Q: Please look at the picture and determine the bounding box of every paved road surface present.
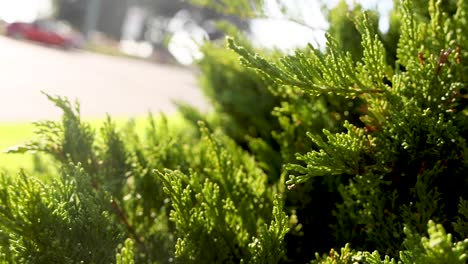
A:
[0,36,209,122]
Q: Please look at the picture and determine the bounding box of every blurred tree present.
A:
[140,0,248,41]
[55,0,248,54]
[55,0,86,31]
[98,0,127,39]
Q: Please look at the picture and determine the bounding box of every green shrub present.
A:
[228,0,468,259]
[196,41,281,148]
[156,123,287,263]
[2,94,288,263]
[1,0,468,263]
[0,165,124,263]
[312,221,468,264]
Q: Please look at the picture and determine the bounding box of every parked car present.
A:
[6,19,84,49]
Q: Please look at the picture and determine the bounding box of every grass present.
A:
[0,122,37,173]
[0,113,190,174]
[85,43,132,59]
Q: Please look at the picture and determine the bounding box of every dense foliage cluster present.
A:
[1,0,468,263]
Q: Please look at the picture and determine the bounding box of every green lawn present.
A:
[0,122,36,173]
[0,114,189,174]
[0,118,140,173]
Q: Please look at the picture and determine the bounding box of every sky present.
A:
[250,0,394,50]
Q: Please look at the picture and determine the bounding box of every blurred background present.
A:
[0,0,392,121]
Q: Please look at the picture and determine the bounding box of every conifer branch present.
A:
[110,199,146,251]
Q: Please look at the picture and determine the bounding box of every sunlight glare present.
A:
[0,0,52,23]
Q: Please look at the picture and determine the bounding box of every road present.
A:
[0,36,209,122]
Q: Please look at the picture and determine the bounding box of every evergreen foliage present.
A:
[196,42,281,148]
[0,165,123,263]
[454,198,468,238]
[226,0,468,259]
[312,221,468,264]
[1,0,468,263]
[156,122,287,263]
[116,239,135,264]
[2,94,287,262]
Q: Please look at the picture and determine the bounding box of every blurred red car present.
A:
[6,19,84,49]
